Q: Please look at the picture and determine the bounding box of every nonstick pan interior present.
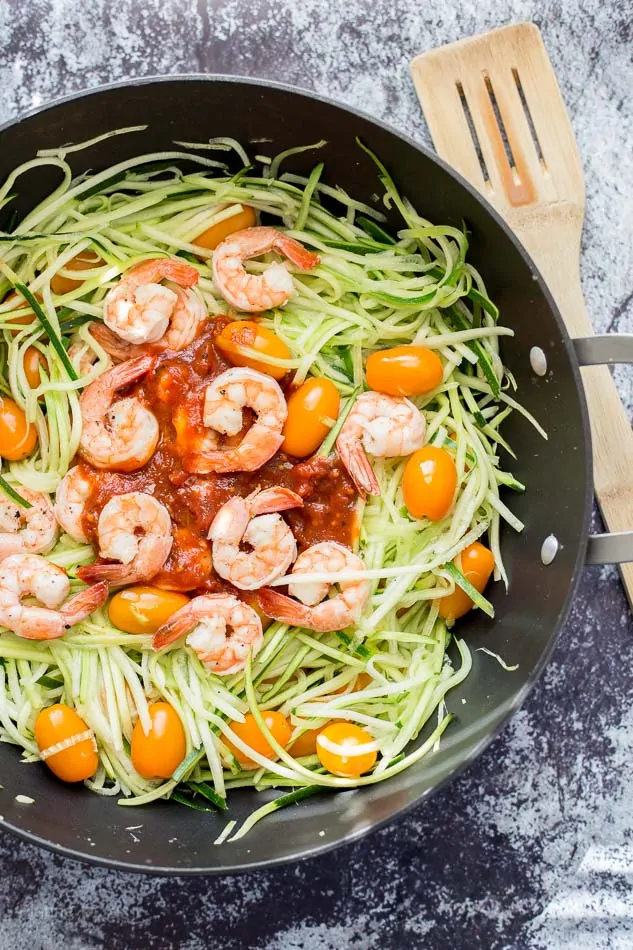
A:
[0,77,591,872]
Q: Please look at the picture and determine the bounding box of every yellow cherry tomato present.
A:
[3,291,40,338]
[225,711,292,767]
[193,205,257,252]
[354,671,373,691]
[282,377,341,458]
[216,320,291,380]
[438,542,495,622]
[35,703,98,783]
[23,346,48,390]
[366,346,443,396]
[108,585,190,635]
[9,314,37,337]
[403,446,457,522]
[50,251,105,295]
[316,722,377,777]
[131,702,186,779]
[0,396,37,461]
[289,728,322,758]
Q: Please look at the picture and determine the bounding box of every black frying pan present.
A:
[0,76,624,874]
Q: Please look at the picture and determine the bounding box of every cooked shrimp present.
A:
[68,327,111,376]
[54,465,92,543]
[0,488,58,559]
[92,286,207,359]
[77,492,172,586]
[185,367,287,474]
[153,593,263,675]
[209,486,303,590]
[103,258,200,345]
[336,391,426,496]
[259,541,370,633]
[212,226,319,312]
[0,553,108,640]
[79,354,159,471]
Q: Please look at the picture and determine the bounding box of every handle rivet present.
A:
[530,346,548,377]
[541,534,559,565]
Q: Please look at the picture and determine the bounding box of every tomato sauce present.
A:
[80,320,358,593]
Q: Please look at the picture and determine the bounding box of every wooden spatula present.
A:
[411,22,633,604]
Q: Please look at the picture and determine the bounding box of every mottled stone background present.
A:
[0,1,632,948]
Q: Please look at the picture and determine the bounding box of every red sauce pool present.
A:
[80,320,358,593]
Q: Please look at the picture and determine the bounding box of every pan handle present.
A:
[573,335,633,565]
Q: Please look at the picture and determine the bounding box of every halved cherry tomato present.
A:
[366,346,443,396]
[131,702,186,779]
[316,722,377,777]
[192,205,257,252]
[403,446,457,522]
[0,396,37,461]
[225,711,292,767]
[216,320,291,380]
[108,586,190,635]
[35,703,98,783]
[50,251,105,295]
[438,541,495,622]
[23,347,48,389]
[282,377,340,458]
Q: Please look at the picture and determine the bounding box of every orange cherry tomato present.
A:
[131,702,186,779]
[438,541,496,622]
[0,396,37,461]
[403,446,457,522]
[35,703,98,783]
[9,314,37,337]
[289,727,322,758]
[282,377,340,458]
[23,346,48,389]
[332,671,373,695]
[50,251,105,295]
[108,586,190,634]
[316,722,377,777]
[216,320,291,380]
[355,671,373,691]
[225,711,292,767]
[366,346,443,396]
[193,205,257,253]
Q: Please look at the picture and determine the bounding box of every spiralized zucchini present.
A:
[0,130,542,839]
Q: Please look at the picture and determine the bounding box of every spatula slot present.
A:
[455,80,490,184]
[512,68,546,166]
[483,71,518,175]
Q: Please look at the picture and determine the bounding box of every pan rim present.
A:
[0,73,593,874]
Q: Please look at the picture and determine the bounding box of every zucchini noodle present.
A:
[0,132,542,839]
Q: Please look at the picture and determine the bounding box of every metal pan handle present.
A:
[573,335,633,565]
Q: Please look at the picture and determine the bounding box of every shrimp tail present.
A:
[185,435,284,474]
[77,562,137,585]
[248,487,303,515]
[60,581,109,626]
[153,608,193,651]
[160,260,200,288]
[258,588,312,626]
[89,321,139,362]
[336,439,380,497]
[110,353,157,387]
[274,234,320,271]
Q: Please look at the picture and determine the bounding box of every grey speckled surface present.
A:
[0,1,633,948]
